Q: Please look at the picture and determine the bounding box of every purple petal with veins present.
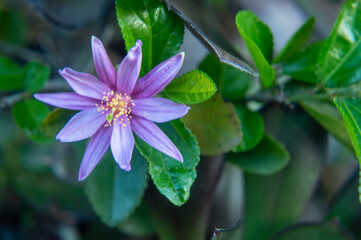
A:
[35,37,188,181]
[78,126,112,181]
[132,52,184,99]
[59,67,112,100]
[92,36,116,87]
[56,107,106,142]
[116,40,142,95]
[111,123,134,171]
[131,116,183,162]
[34,93,98,110]
[132,98,190,123]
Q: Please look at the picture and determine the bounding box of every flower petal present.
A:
[56,107,106,142]
[132,98,190,123]
[116,40,142,95]
[92,36,116,87]
[132,52,184,99]
[59,67,112,100]
[131,117,183,162]
[34,93,98,110]
[110,122,134,171]
[78,126,112,181]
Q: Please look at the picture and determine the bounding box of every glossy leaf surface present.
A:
[318,0,361,87]
[134,120,200,206]
[161,70,216,104]
[283,41,324,84]
[334,98,361,162]
[116,0,184,76]
[236,10,275,88]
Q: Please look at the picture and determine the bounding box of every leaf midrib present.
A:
[323,34,361,83]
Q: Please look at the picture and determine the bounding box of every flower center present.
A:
[96,91,134,127]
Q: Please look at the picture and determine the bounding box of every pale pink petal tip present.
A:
[119,164,131,171]
[135,39,142,47]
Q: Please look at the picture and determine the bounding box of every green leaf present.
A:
[84,149,148,227]
[283,41,324,84]
[272,221,352,240]
[116,0,184,76]
[334,98,361,162]
[232,104,264,152]
[12,99,51,142]
[0,55,24,91]
[134,119,200,206]
[235,10,275,88]
[317,0,361,87]
[334,98,361,203]
[198,53,251,101]
[243,108,324,240]
[274,17,315,63]
[182,94,242,155]
[40,108,75,139]
[300,99,352,149]
[228,134,290,175]
[23,62,50,92]
[161,70,216,104]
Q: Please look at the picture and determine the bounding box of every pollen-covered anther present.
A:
[96,91,134,127]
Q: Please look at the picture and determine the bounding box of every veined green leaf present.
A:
[318,0,361,87]
[334,98,361,202]
[228,134,290,175]
[283,41,324,84]
[116,0,184,76]
[274,17,315,63]
[13,99,51,142]
[161,70,216,104]
[300,99,352,149]
[334,98,361,162]
[235,10,275,88]
[182,94,242,155]
[134,120,200,206]
[232,104,264,152]
[84,149,148,227]
[198,53,251,101]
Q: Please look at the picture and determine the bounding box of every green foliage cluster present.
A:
[2,0,361,239]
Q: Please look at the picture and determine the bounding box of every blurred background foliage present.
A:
[1,0,361,239]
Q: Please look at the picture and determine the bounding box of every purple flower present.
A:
[35,36,189,181]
